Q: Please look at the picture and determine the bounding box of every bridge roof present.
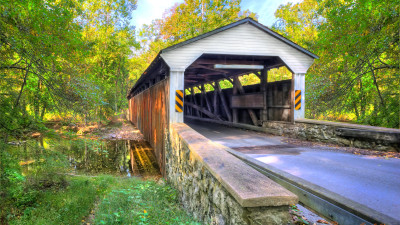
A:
[128,17,318,98]
[161,17,318,58]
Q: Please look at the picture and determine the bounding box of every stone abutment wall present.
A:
[263,119,400,152]
[166,123,298,225]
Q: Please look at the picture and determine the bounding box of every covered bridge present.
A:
[126,17,319,224]
[127,17,318,174]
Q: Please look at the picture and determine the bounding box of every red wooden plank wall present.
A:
[128,79,169,175]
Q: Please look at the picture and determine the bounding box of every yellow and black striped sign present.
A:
[175,90,184,112]
[295,90,301,110]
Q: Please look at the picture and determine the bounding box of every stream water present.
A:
[12,137,161,178]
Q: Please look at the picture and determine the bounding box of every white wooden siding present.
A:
[169,70,184,123]
[161,23,314,74]
[294,73,305,119]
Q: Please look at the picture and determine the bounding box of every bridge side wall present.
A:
[264,119,400,151]
[166,123,298,225]
[129,79,169,174]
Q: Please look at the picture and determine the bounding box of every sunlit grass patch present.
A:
[94,180,200,225]
[9,175,199,225]
[10,175,105,225]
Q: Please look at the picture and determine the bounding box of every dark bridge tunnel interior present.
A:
[183,53,294,126]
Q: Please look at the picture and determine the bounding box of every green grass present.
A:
[10,175,199,225]
[95,181,199,225]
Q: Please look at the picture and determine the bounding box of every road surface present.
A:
[186,119,400,222]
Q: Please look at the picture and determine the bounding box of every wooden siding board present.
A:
[231,93,264,109]
[128,79,169,175]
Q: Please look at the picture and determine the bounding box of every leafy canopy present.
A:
[273,0,399,128]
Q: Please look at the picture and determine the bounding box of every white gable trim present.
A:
[161,23,314,74]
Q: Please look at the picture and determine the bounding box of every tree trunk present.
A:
[40,101,47,120]
[34,79,41,119]
[115,61,120,113]
[15,64,31,108]
[360,78,366,118]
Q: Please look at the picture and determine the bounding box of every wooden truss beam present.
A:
[215,81,232,122]
[185,102,222,121]
[233,76,259,126]
[190,87,201,117]
[200,84,213,114]
[260,68,269,122]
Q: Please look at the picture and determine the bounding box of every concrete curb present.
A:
[185,116,281,135]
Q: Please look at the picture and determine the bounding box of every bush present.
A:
[0,142,37,221]
[24,147,69,190]
[0,140,69,222]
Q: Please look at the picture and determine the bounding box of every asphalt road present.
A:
[186,119,400,222]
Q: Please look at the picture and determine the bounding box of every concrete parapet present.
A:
[166,123,297,225]
[264,119,400,151]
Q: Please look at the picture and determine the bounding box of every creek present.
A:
[11,136,161,178]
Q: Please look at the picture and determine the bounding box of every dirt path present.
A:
[94,118,144,141]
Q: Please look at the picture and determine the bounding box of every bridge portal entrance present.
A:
[183,53,294,126]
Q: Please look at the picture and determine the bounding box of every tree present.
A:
[0,0,86,138]
[155,0,256,43]
[273,0,320,50]
[317,0,399,128]
[78,0,138,116]
[0,0,139,139]
[132,0,257,89]
[273,0,399,128]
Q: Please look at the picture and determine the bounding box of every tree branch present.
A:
[14,63,31,108]
[368,61,386,108]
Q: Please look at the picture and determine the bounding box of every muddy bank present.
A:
[44,117,144,141]
[94,119,144,141]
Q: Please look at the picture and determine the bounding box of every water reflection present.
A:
[15,137,161,178]
[129,141,160,178]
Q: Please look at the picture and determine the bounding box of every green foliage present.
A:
[0,0,84,138]
[0,140,69,222]
[153,0,256,44]
[273,0,399,128]
[0,0,139,139]
[0,144,33,212]
[273,0,320,51]
[23,144,69,190]
[7,174,199,225]
[10,176,105,225]
[95,181,200,225]
[238,74,260,86]
[268,67,292,83]
[2,123,191,225]
[131,0,257,88]
[219,79,233,89]
[78,0,139,116]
